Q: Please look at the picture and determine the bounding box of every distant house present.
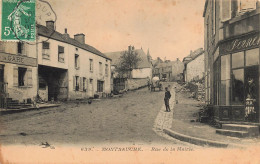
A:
[105,46,152,79]
[183,48,205,82]
[153,59,184,82]
[105,46,152,92]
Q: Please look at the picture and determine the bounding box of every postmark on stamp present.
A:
[1,0,36,41]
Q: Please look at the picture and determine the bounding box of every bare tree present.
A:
[116,48,141,78]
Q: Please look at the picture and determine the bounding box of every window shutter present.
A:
[220,0,231,22]
[73,76,76,91]
[240,0,256,12]
[85,78,88,91]
[27,68,33,87]
[80,77,83,91]
[13,67,18,86]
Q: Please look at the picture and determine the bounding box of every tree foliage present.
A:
[116,50,142,78]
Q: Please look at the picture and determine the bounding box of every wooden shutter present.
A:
[27,68,33,87]
[73,76,76,91]
[220,0,231,22]
[85,78,88,92]
[13,67,18,87]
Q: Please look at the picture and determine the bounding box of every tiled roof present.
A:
[37,24,111,60]
[105,49,151,69]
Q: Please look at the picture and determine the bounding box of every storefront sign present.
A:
[0,53,37,67]
[220,32,260,54]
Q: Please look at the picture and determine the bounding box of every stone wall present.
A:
[126,78,147,90]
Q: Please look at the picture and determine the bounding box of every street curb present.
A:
[0,104,60,115]
[163,128,229,148]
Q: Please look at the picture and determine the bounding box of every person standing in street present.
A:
[164,87,171,112]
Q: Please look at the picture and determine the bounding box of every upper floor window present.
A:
[17,42,24,54]
[75,54,79,69]
[99,62,102,75]
[42,41,50,60]
[90,59,93,72]
[58,46,64,63]
[105,64,108,76]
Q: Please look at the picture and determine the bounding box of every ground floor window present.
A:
[74,76,79,91]
[83,77,87,91]
[97,80,104,92]
[18,67,27,86]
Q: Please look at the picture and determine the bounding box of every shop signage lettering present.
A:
[221,33,260,54]
[0,53,37,67]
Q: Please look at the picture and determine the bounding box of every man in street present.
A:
[164,87,171,112]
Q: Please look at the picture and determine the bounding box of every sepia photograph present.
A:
[0,0,260,163]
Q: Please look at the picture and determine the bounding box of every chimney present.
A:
[128,45,132,52]
[63,28,70,39]
[46,20,55,30]
[74,33,85,44]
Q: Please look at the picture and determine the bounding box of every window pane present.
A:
[231,69,244,105]
[246,48,259,66]
[221,54,230,80]
[232,51,244,68]
[220,80,230,105]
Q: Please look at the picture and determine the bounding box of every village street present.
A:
[0,83,190,147]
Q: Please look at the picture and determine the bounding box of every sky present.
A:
[40,0,205,61]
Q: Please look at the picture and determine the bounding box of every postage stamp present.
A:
[1,0,36,41]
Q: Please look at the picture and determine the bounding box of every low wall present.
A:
[126,78,147,90]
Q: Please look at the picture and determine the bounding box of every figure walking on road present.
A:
[164,87,171,112]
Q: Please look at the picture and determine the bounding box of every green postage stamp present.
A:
[1,0,35,41]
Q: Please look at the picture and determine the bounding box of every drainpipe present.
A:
[36,26,39,99]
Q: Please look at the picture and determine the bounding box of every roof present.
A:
[154,60,183,69]
[104,49,151,69]
[37,24,111,60]
[186,50,205,64]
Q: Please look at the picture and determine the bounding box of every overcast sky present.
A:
[45,0,205,61]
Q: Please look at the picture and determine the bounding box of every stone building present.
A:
[153,59,184,82]
[204,0,260,124]
[183,48,205,82]
[0,21,111,106]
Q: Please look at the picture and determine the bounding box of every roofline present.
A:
[186,51,205,64]
[203,0,208,17]
[37,26,111,61]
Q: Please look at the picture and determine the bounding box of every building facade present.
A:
[185,49,205,82]
[204,0,260,123]
[153,59,184,82]
[0,21,111,105]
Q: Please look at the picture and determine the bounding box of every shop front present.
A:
[213,32,260,124]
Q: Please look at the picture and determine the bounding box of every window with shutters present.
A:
[220,0,231,22]
[105,64,108,76]
[58,46,65,63]
[75,54,79,69]
[42,41,50,60]
[74,76,79,91]
[99,62,102,75]
[90,59,93,72]
[97,80,104,92]
[18,67,27,86]
[83,77,87,91]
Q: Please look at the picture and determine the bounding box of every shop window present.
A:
[18,67,27,86]
[97,80,104,92]
[58,46,64,63]
[232,51,244,68]
[17,42,24,54]
[90,59,93,72]
[231,69,244,105]
[75,54,79,69]
[42,41,50,59]
[246,48,259,66]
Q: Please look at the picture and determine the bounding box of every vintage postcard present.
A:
[0,0,260,163]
